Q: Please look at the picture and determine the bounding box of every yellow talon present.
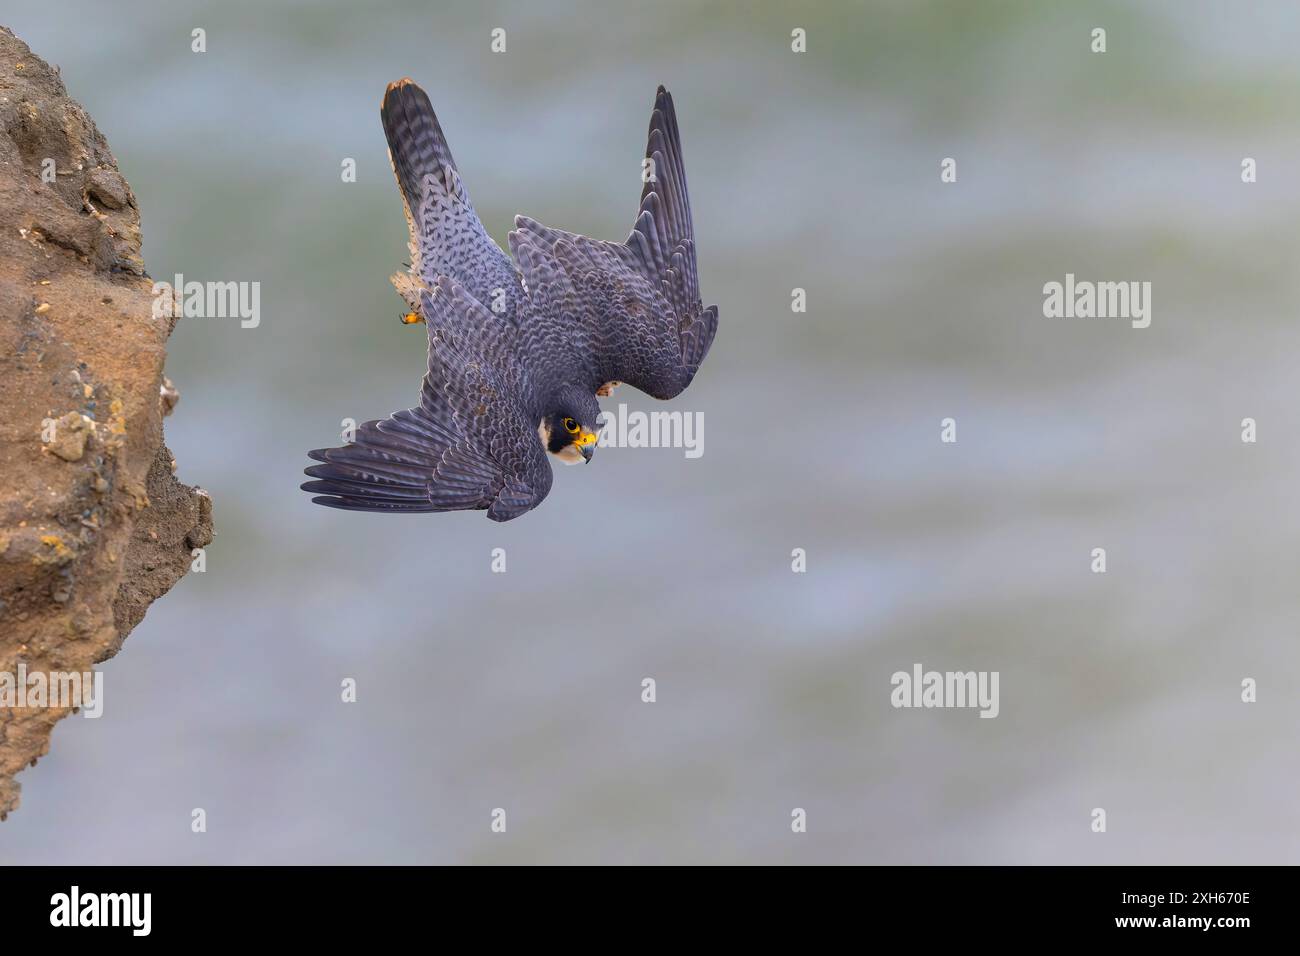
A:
[400,311,424,325]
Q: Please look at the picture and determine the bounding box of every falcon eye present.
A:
[563,418,579,434]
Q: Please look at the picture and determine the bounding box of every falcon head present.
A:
[538,387,601,465]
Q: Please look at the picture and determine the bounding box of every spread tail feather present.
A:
[381,78,465,224]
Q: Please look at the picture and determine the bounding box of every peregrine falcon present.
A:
[301,79,718,521]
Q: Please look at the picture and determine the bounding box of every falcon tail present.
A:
[379,78,523,319]
[381,78,460,231]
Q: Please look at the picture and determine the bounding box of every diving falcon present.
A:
[301,79,718,521]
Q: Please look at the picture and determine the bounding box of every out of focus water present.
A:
[2,0,1298,863]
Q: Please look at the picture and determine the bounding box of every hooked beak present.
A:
[575,429,597,463]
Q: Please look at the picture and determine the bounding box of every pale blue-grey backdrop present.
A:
[2,0,1297,863]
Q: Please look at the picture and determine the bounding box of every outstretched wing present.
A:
[303,277,551,522]
[381,79,523,319]
[508,86,718,400]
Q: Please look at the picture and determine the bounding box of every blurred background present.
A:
[2,0,1298,864]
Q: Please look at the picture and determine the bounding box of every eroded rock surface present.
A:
[0,25,211,819]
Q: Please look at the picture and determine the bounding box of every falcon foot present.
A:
[596,381,619,397]
[400,311,424,326]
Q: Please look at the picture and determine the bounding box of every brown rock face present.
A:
[0,26,212,819]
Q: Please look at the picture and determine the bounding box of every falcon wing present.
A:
[508,86,718,400]
[381,79,523,319]
[303,277,551,522]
